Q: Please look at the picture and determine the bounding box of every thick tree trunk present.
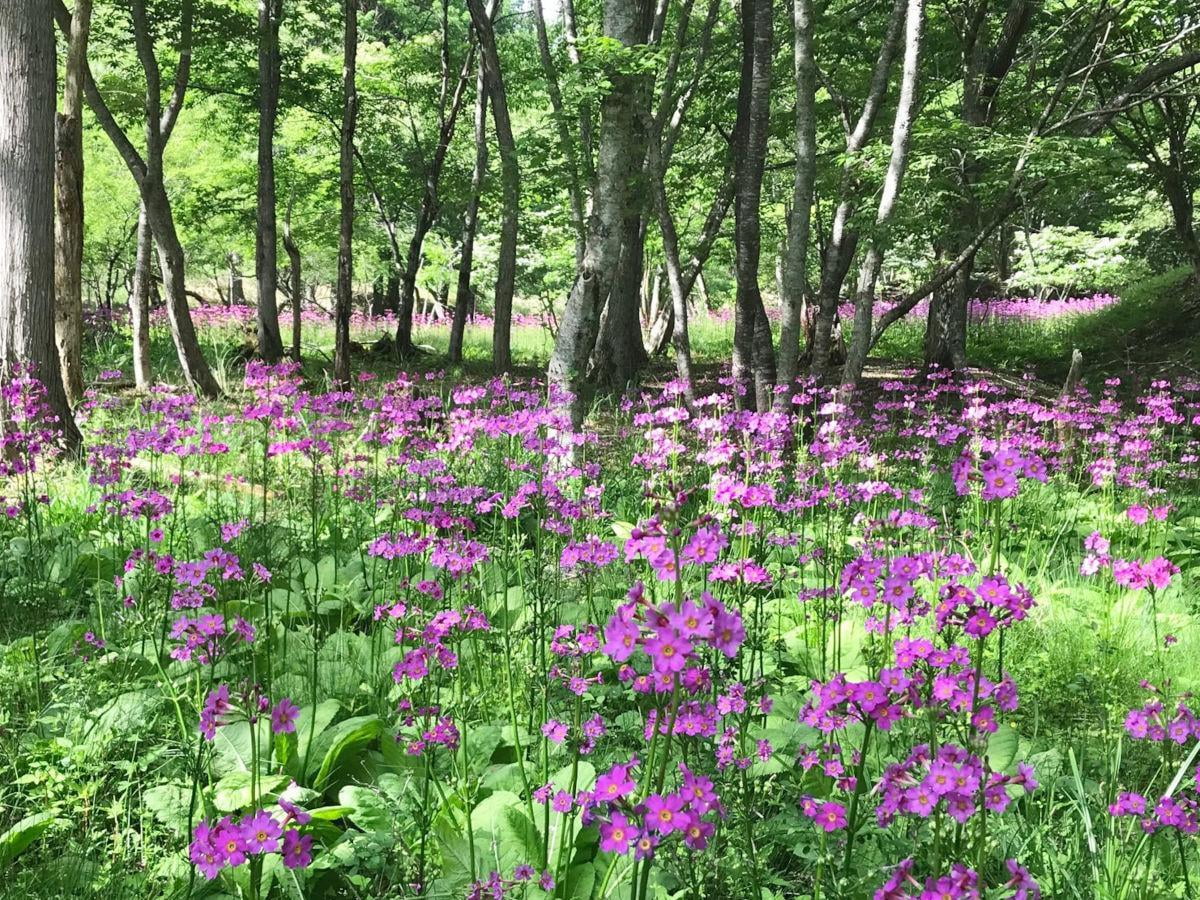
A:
[0,0,81,450]
[54,0,91,407]
[773,0,816,409]
[731,0,775,412]
[1161,165,1200,281]
[548,0,652,428]
[923,263,970,370]
[592,214,650,389]
[130,204,154,387]
[333,0,357,387]
[255,0,285,362]
[450,57,488,365]
[842,0,925,387]
[921,0,1033,371]
[466,0,519,374]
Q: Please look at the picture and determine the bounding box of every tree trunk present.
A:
[648,139,696,406]
[450,56,488,365]
[143,175,221,396]
[731,0,775,412]
[130,203,154,387]
[395,33,477,356]
[227,253,246,306]
[466,0,519,374]
[592,214,650,389]
[255,0,285,362]
[54,0,91,407]
[548,0,652,428]
[809,0,907,379]
[842,0,925,387]
[333,0,357,387]
[281,184,302,362]
[923,264,970,370]
[1161,164,1200,281]
[773,0,816,409]
[0,0,81,450]
[531,0,586,262]
[56,0,219,397]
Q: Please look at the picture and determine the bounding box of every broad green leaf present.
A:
[0,812,56,868]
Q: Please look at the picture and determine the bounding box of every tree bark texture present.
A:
[130,203,154,388]
[1,0,81,450]
[773,0,817,409]
[450,56,489,365]
[547,0,653,428]
[54,0,92,407]
[466,0,519,374]
[842,0,925,386]
[334,0,357,388]
[256,0,285,362]
[731,0,775,412]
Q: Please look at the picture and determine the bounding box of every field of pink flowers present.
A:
[1,360,1199,899]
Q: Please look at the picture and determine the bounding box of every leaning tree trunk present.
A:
[143,174,222,397]
[773,0,816,410]
[255,0,285,362]
[731,0,775,412]
[547,0,653,429]
[466,0,519,374]
[55,0,219,398]
[842,0,925,387]
[333,0,357,387]
[130,203,154,387]
[808,0,906,379]
[450,56,488,365]
[0,0,81,450]
[54,0,92,407]
[395,36,476,357]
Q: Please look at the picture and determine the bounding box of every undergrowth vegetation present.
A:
[3,340,1200,899]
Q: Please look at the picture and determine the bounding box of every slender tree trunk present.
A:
[0,0,81,450]
[561,0,595,191]
[333,0,357,387]
[55,0,218,397]
[255,0,285,362]
[731,0,775,412]
[466,0,519,374]
[54,0,92,407]
[773,0,816,409]
[809,0,907,378]
[842,0,925,386]
[648,139,696,406]
[143,173,221,396]
[282,189,302,362]
[227,253,246,306]
[130,204,153,387]
[531,0,586,262]
[548,0,652,428]
[450,57,488,365]
[395,29,477,356]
